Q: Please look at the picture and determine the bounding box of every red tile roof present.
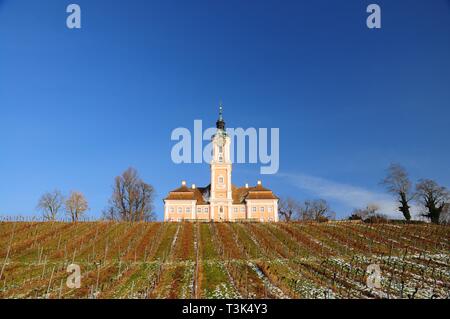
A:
[165,183,278,203]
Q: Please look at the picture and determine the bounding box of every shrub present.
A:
[364,214,388,224]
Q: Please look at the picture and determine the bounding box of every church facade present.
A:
[164,106,279,222]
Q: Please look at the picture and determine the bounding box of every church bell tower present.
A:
[209,103,233,221]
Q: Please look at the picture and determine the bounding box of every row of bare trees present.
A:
[278,198,335,222]
[37,190,89,222]
[278,163,448,225]
[381,163,449,224]
[36,164,447,224]
[37,167,156,222]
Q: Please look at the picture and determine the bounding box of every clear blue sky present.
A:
[1,0,449,220]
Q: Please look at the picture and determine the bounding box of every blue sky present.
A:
[1,0,449,220]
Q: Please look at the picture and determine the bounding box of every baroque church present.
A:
[164,106,279,222]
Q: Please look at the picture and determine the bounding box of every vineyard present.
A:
[0,221,449,299]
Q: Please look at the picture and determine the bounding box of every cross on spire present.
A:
[219,101,223,121]
[216,101,225,130]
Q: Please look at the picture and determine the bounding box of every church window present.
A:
[252,206,256,212]
[177,207,182,213]
[234,207,238,213]
[186,207,191,213]
[260,207,265,212]
[218,176,224,184]
[268,206,273,212]
[170,207,174,213]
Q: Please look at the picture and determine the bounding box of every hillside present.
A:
[0,221,449,299]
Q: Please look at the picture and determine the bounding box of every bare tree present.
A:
[278,197,301,222]
[103,167,156,222]
[381,163,413,221]
[37,190,64,221]
[415,179,449,224]
[366,203,381,216]
[65,191,89,222]
[299,199,334,221]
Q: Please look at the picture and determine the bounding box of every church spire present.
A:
[216,101,225,130]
